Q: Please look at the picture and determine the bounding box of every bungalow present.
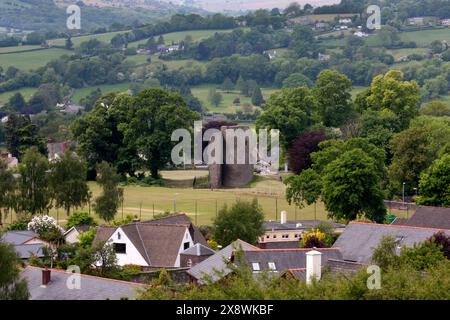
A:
[1,230,48,259]
[258,211,345,249]
[332,221,450,264]
[21,266,142,300]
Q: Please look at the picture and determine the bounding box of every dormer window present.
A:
[252,263,260,272]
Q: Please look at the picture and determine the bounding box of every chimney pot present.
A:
[42,268,51,286]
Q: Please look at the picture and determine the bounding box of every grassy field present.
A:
[133,29,236,47]
[0,87,37,106]
[398,28,450,47]
[191,85,279,113]
[72,83,132,103]
[48,30,128,47]
[0,45,41,54]
[385,48,429,61]
[0,48,72,70]
[2,170,412,227]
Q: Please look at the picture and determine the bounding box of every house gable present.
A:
[107,227,149,267]
[174,228,194,267]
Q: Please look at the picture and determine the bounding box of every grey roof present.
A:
[21,266,142,300]
[2,230,39,245]
[64,225,93,236]
[121,223,188,267]
[264,220,346,231]
[392,206,450,229]
[284,268,306,281]
[15,244,46,259]
[187,239,259,284]
[93,226,117,246]
[180,243,215,256]
[143,213,209,246]
[332,222,450,264]
[237,248,342,273]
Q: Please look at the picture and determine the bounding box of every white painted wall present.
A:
[107,228,149,267]
[174,228,194,267]
[64,228,80,244]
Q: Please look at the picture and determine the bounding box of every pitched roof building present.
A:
[2,231,48,259]
[332,221,450,264]
[391,206,450,229]
[21,266,143,300]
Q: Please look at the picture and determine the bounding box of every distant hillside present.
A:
[0,0,205,32]
[176,0,340,13]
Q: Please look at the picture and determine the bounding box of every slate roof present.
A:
[180,243,215,256]
[332,221,450,264]
[121,223,188,267]
[93,226,117,246]
[283,268,306,281]
[392,206,450,229]
[143,213,208,246]
[64,225,93,236]
[21,266,143,300]
[187,239,260,284]
[236,248,343,273]
[264,220,346,231]
[1,231,46,259]
[2,230,38,245]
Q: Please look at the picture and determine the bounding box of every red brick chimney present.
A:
[42,268,51,286]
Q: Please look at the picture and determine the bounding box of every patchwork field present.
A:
[0,45,40,54]
[72,82,132,103]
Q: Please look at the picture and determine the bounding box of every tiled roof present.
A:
[121,223,188,267]
[21,266,143,300]
[93,226,117,246]
[2,231,38,245]
[237,248,342,273]
[392,206,450,229]
[332,221,450,264]
[181,243,215,256]
[187,239,259,284]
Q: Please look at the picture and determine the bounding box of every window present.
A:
[252,263,260,271]
[273,235,277,239]
[117,232,121,240]
[268,262,276,271]
[282,234,289,239]
[184,242,190,250]
[113,243,126,254]
[266,235,270,239]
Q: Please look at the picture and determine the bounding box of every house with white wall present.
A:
[94,221,199,269]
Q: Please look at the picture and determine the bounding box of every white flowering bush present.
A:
[28,215,64,237]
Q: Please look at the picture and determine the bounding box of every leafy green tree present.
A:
[355,70,420,129]
[388,117,450,195]
[322,149,386,222]
[221,78,234,92]
[0,159,15,226]
[5,113,46,160]
[420,100,450,117]
[313,69,353,127]
[282,73,313,89]
[66,212,96,230]
[6,93,26,113]
[256,87,316,150]
[72,93,138,178]
[0,239,29,300]
[16,147,52,216]
[120,89,199,178]
[92,241,119,276]
[78,227,97,249]
[208,88,223,107]
[212,199,264,247]
[236,76,248,95]
[251,86,264,106]
[49,151,90,216]
[285,169,322,209]
[94,161,123,222]
[65,36,73,50]
[417,154,450,207]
